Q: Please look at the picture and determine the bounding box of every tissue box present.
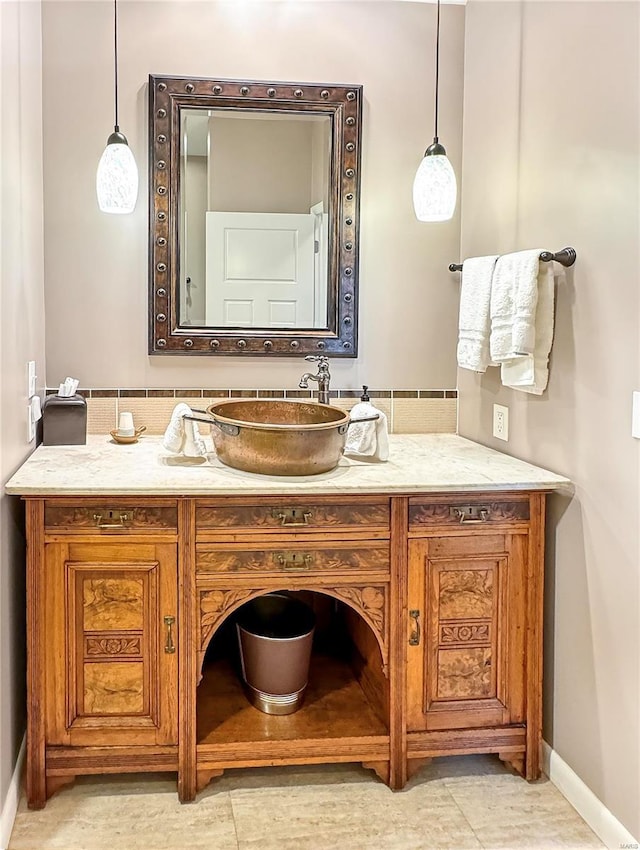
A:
[42,394,87,446]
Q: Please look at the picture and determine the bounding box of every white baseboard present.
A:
[542,740,639,850]
[0,735,25,850]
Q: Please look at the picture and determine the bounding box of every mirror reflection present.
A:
[179,109,332,330]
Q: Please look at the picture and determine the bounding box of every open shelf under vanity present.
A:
[195,595,390,777]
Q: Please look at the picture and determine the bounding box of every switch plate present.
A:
[27,361,36,397]
[633,392,640,439]
[493,404,509,441]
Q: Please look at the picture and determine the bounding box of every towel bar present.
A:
[448,247,576,273]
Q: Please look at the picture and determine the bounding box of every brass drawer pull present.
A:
[274,552,314,570]
[272,508,313,527]
[409,610,421,646]
[92,510,133,529]
[451,506,490,524]
[164,616,176,654]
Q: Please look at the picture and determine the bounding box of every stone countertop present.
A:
[5,434,570,496]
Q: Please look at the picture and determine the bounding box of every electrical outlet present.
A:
[27,402,36,443]
[493,404,509,441]
[27,395,41,444]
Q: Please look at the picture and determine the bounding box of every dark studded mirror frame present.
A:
[148,75,363,356]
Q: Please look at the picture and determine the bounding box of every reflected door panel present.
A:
[205,212,316,328]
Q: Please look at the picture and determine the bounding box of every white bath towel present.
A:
[162,403,208,457]
[500,262,557,394]
[456,254,500,372]
[344,401,389,462]
[490,249,543,362]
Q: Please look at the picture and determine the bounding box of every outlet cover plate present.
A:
[27,402,35,443]
[493,404,509,441]
[633,392,640,439]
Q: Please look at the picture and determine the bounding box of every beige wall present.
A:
[209,116,318,214]
[458,1,639,838]
[0,0,46,838]
[41,0,464,390]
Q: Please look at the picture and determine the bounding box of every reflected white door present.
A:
[205,212,316,327]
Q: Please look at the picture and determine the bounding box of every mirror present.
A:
[149,76,363,356]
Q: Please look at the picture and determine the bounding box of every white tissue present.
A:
[57,377,79,397]
[344,400,389,462]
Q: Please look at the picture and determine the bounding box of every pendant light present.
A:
[96,0,138,214]
[412,0,457,222]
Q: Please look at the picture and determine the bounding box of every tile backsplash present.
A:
[49,388,458,436]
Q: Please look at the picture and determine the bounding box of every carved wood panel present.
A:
[45,541,178,747]
[428,558,501,709]
[85,633,143,658]
[330,585,387,640]
[196,545,390,575]
[45,505,177,531]
[435,648,492,700]
[200,588,256,649]
[83,662,145,714]
[197,583,389,680]
[83,579,144,631]
[438,571,494,620]
[196,501,390,533]
[70,565,156,725]
[440,621,490,646]
[409,500,529,529]
[407,533,528,734]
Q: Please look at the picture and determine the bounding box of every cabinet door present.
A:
[45,541,178,747]
[407,533,527,732]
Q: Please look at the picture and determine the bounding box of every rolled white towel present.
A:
[162,403,208,457]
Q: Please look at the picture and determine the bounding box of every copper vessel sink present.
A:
[204,399,352,476]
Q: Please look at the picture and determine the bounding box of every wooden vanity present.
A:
[6,435,568,808]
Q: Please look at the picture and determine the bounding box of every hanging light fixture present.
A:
[412,0,457,222]
[96,0,138,214]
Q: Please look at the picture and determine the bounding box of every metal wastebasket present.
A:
[236,593,316,716]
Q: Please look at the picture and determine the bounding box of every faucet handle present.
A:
[304,355,329,364]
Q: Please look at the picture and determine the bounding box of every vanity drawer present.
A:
[195,498,390,536]
[409,495,530,530]
[44,501,178,533]
[196,541,390,577]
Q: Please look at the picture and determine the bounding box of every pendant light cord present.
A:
[113,0,119,132]
[434,0,440,141]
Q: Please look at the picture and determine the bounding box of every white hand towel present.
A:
[501,262,556,394]
[344,401,389,462]
[490,249,542,362]
[162,403,208,457]
[456,254,499,372]
[183,417,208,458]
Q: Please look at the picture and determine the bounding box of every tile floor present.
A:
[9,756,604,850]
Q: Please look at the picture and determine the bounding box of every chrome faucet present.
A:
[298,355,331,405]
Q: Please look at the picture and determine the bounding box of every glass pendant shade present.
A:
[413,0,457,223]
[96,131,138,214]
[412,148,457,222]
